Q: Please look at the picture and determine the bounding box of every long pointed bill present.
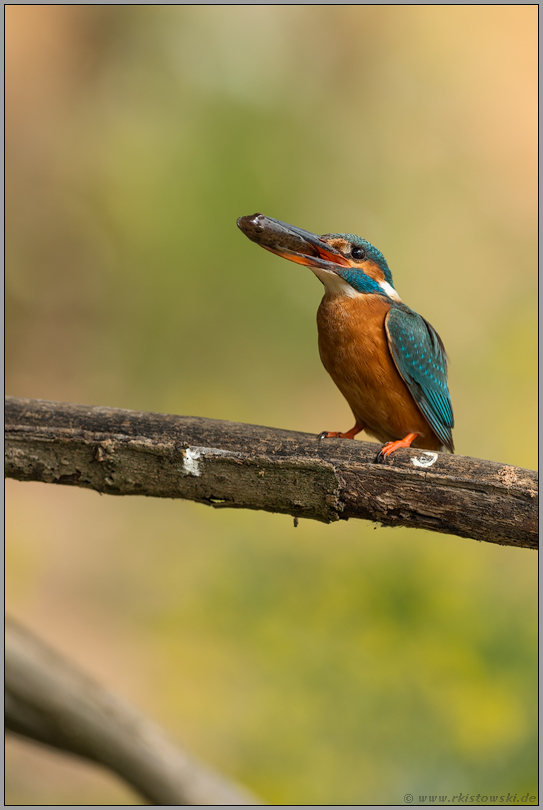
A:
[237,214,351,271]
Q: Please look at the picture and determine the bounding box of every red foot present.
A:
[318,422,364,441]
[377,432,419,460]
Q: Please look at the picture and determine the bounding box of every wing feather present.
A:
[385,305,454,452]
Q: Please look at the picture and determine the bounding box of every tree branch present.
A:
[5,396,537,549]
[5,618,263,806]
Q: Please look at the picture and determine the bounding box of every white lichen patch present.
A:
[182,447,202,476]
[411,452,438,468]
[179,446,239,477]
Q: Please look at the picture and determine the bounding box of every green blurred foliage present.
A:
[6,6,537,805]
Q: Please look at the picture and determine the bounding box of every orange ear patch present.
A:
[360,259,385,283]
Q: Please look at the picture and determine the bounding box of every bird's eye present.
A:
[351,246,366,260]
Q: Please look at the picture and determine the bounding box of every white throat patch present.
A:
[311,267,360,298]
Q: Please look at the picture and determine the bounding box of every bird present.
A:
[237,214,454,459]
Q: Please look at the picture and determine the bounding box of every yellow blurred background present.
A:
[6,6,537,805]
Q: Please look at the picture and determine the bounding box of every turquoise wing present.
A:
[385,305,454,452]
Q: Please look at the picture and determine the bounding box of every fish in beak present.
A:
[237,214,352,273]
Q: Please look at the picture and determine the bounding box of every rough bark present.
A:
[5,618,263,806]
[5,396,538,549]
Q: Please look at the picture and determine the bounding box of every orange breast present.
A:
[317,293,442,450]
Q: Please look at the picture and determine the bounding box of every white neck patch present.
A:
[378,280,402,301]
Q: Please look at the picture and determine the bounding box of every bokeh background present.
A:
[5,5,537,805]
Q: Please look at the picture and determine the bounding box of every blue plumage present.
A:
[385,305,454,452]
[339,267,386,296]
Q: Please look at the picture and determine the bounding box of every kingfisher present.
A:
[237,214,454,459]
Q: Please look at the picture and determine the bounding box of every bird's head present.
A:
[237,214,400,301]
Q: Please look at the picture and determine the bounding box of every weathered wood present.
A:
[5,396,538,549]
[5,618,262,806]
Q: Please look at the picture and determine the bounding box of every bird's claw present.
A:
[318,431,338,440]
[376,441,396,461]
[376,445,393,463]
[375,433,419,463]
[318,425,363,441]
